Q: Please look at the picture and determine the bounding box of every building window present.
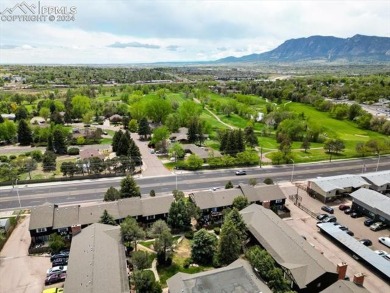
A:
[36,228,47,233]
[275,199,283,204]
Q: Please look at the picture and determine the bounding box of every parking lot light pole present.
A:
[290,159,295,182]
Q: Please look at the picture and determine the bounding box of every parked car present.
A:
[378,237,390,248]
[45,273,66,285]
[364,218,375,227]
[338,225,349,231]
[235,170,247,175]
[322,215,337,223]
[374,250,388,257]
[359,239,372,246]
[383,255,390,262]
[346,230,354,236]
[50,253,69,262]
[350,211,362,218]
[344,208,353,215]
[339,204,350,211]
[316,214,329,221]
[52,258,68,267]
[47,266,67,276]
[321,205,334,214]
[370,222,387,231]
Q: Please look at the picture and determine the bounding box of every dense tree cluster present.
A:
[219,129,245,156]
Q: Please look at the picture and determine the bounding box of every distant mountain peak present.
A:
[216,34,390,64]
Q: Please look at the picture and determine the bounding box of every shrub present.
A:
[184,231,194,240]
[9,155,16,160]
[213,227,220,235]
[0,155,9,163]
[24,152,31,156]
[263,177,274,185]
[150,189,156,197]
[30,150,43,162]
[67,147,80,155]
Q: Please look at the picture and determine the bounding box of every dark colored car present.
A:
[350,211,363,218]
[344,208,352,214]
[338,225,349,231]
[360,239,372,246]
[322,215,337,223]
[45,272,66,285]
[316,214,329,221]
[364,218,375,227]
[346,230,354,236]
[52,258,68,267]
[339,204,350,211]
[321,205,334,214]
[50,253,69,262]
[235,170,247,175]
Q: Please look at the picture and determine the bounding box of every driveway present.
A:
[0,215,50,293]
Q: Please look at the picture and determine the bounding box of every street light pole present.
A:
[15,178,21,209]
[376,154,381,172]
[290,159,295,182]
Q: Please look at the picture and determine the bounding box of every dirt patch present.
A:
[173,238,191,264]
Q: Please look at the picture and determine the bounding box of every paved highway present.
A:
[0,156,389,210]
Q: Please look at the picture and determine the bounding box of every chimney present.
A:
[71,224,81,236]
[337,262,347,280]
[262,201,271,209]
[353,273,365,286]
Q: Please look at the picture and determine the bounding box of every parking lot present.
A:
[281,182,389,293]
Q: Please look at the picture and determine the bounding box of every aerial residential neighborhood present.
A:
[1,1,390,293]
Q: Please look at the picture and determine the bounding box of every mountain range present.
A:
[217,34,390,63]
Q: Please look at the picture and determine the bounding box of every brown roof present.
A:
[64,223,129,293]
[79,149,105,160]
[239,184,286,202]
[167,258,272,293]
[79,201,120,226]
[320,280,371,293]
[170,127,188,141]
[240,204,337,289]
[29,202,54,230]
[184,144,221,159]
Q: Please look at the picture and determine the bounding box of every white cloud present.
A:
[0,0,389,63]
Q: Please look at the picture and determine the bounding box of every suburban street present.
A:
[0,156,389,210]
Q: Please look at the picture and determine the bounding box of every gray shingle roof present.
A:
[117,197,142,218]
[167,258,272,293]
[350,188,390,217]
[141,194,174,216]
[64,223,129,293]
[79,201,120,226]
[320,280,370,293]
[53,205,79,229]
[29,202,54,230]
[191,189,244,210]
[184,144,221,159]
[240,204,337,289]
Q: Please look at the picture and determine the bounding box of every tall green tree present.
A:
[244,126,258,147]
[217,219,242,265]
[112,130,123,153]
[120,175,141,198]
[133,270,162,293]
[167,198,192,232]
[191,229,217,265]
[71,95,91,118]
[0,120,16,142]
[99,209,117,226]
[17,119,32,146]
[53,129,67,154]
[104,186,121,201]
[120,216,145,251]
[116,131,130,156]
[42,151,57,171]
[138,117,151,140]
[151,126,170,152]
[48,233,65,254]
[232,196,249,211]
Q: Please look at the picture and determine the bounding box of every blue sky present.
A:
[0,0,389,64]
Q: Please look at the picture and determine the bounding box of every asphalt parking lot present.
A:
[281,182,389,293]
